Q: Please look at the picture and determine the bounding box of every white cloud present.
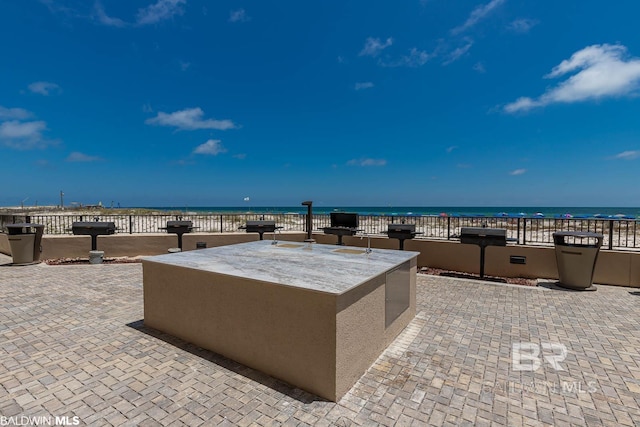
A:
[233,153,247,159]
[93,2,126,27]
[510,168,526,175]
[41,0,76,16]
[0,120,54,149]
[505,44,640,113]
[0,105,56,149]
[504,97,541,113]
[142,103,153,113]
[612,150,640,160]
[0,120,46,139]
[443,40,474,65]
[179,60,191,71]
[0,106,32,120]
[28,81,61,96]
[66,152,102,162]
[507,18,538,33]
[451,0,506,35]
[229,9,250,23]
[403,48,432,67]
[381,47,433,68]
[94,0,185,27]
[136,0,186,25]
[473,62,486,73]
[347,158,387,167]
[354,82,374,90]
[446,146,458,153]
[145,108,237,130]
[359,37,393,57]
[194,139,227,155]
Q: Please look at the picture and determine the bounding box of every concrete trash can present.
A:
[5,223,44,265]
[553,231,603,291]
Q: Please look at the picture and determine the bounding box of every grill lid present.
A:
[244,220,277,232]
[166,220,193,228]
[460,227,506,238]
[388,224,416,232]
[459,227,507,246]
[246,220,276,227]
[330,212,359,228]
[71,221,116,235]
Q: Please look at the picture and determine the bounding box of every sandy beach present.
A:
[1,206,638,249]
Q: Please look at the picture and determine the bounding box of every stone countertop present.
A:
[143,240,418,295]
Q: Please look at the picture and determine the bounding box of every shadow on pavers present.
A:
[537,281,582,291]
[440,271,507,283]
[537,281,600,292]
[126,320,326,404]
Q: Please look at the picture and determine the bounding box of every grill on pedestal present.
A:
[71,221,116,251]
[159,220,194,250]
[239,220,282,240]
[322,213,360,245]
[459,227,507,278]
[387,224,422,250]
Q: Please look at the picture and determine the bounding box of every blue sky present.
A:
[2,0,640,207]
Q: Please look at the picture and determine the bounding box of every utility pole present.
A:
[60,191,64,209]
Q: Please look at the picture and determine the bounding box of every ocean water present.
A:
[139,206,640,219]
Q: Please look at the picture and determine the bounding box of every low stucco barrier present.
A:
[2,232,638,287]
[0,233,10,255]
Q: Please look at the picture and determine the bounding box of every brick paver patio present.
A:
[1,259,639,426]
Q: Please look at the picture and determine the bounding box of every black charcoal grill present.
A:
[72,221,116,251]
[159,220,195,250]
[322,212,360,245]
[239,220,282,240]
[459,227,507,278]
[387,224,423,250]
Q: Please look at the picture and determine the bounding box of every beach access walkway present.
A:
[1,257,639,426]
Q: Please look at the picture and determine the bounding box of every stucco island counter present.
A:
[142,240,418,401]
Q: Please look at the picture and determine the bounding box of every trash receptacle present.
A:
[553,231,603,291]
[5,223,44,265]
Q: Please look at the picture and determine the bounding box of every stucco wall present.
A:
[337,235,639,287]
[8,232,305,259]
[334,258,417,399]
[143,261,338,400]
[2,231,638,287]
[0,233,9,255]
[143,253,416,401]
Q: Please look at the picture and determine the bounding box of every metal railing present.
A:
[1,213,638,251]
